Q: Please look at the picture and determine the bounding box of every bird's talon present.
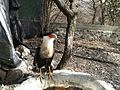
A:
[48,72,52,79]
[47,66,54,80]
[36,69,44,83]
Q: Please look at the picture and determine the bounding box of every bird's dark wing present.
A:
[33,47,45,68]
[33,46,55,70]
[44,51,54,68]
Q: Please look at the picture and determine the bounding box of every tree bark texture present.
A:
[56,15,77,69]
[99,0,105,25]
[53,0,78,69]
[91,0,97,24]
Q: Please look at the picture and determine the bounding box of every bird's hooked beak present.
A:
[53,33,57,39]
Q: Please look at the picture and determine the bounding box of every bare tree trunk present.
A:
[52,0,78,69]
[99,0,105,25]
[91,0,97,24]
[57,15,77,69]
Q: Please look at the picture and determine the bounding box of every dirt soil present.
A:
[24,33,120,90]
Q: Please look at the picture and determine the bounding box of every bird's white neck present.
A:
[43,36,54,47]
[40,36,55,58]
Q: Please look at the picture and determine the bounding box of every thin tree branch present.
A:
[52,0,74,16]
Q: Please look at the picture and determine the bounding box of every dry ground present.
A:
[24,33,120,90]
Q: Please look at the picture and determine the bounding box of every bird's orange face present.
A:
[48,33,57,39]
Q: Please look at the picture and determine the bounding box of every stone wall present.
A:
[53,23,120,45]
[21,20,120,45]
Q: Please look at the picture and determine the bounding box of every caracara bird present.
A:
[33,33,57,79]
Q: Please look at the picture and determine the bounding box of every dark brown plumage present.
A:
[33,46,54,71]
[33,33,57,74]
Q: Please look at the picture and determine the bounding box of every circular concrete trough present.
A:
[2,70,115,90]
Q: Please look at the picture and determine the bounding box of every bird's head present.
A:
[43,33,57,41]
[47,33,57,39]
[42,33,57,46]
